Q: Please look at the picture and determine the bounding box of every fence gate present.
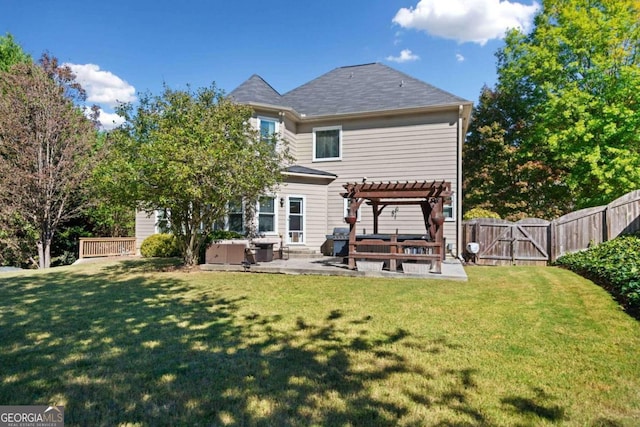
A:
[465,219,550,266]
[462,190,640,264]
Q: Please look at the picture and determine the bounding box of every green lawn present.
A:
[1,260,639,426]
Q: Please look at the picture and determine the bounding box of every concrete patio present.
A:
[200,256,468,281]
[72,254,467,281]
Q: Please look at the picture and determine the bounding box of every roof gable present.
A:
[228,74,283,106]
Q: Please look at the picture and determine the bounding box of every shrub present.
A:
[208,230,244,241]
[140,234,179,258]
[555,233,640,318]
[463,208,501,220]
[51,224,92,267]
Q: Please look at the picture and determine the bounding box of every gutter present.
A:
[281,171,337,182]
[241,101,473,124]
[456,104,465,258]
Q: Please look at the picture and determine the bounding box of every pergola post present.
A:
[347,197,364,270]
[420,202,433,239]
[428,197,445,273]
[372,202,386,235]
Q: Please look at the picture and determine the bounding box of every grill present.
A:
[326,227,350,257]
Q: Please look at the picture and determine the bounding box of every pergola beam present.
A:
[342,180,451,198]
[366,199,451,206]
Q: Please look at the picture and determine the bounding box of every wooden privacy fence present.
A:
[462,218,550,266]
[463,190,640,265]
[79,237,136,259]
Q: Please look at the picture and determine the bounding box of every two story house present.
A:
[136,63,472,259]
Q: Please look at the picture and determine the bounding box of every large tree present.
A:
[0,59,98,268]
[465,0,640,216]
[464,86,567,220]
[103,84,291,266]
[0,34,34,266]
[0,33,31,71]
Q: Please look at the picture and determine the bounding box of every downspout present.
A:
[456,105,464,259]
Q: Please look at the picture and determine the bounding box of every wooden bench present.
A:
[350,236,443,273]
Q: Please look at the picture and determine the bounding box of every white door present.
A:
[287,197,304,244]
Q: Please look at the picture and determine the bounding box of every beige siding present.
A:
[135,210,156,254]
[293,110,459,247]
[134,107,461,256]
[282,116,298,159]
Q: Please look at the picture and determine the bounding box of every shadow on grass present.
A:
[500,387,566,423]
[102,257,185,274]
[0,260,555,425]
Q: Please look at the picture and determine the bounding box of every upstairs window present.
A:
[313,126,341,161]
[259,117,278,145]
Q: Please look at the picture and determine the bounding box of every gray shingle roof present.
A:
[284,165,337,177]
[228,74,283,106]
[229,63,469,118]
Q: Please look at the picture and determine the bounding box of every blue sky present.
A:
[1,0,540,129]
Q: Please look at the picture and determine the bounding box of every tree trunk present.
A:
[244,201,258,239]
[44,241,51,269]
[37,239,51,269]
[37,241,44,269]
[183,246,197,267]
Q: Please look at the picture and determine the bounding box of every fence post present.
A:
[510,224,515,265]
[549,220,556,262]
[604,205,611,242]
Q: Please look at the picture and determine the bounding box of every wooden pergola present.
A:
[341,180,452,273]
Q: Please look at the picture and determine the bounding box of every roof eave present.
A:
[282,171,337,181]
[460,102,473,135]
[238,100,473,132]
[239,101,302,121]
[297,101,473,123]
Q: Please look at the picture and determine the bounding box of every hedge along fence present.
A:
[463,190,640,265]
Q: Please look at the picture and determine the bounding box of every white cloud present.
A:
[81,106,125,131]
[393,0,540,45]
[66,63,136,108]
[386,49,420,63]
[456,53,465,62]
[96,109,125,131]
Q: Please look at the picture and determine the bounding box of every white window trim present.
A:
[343,198,361,222]
[257,195,278,236]
[312,125,342,162]
[444,192,456,222]
[257,116,280,144]
[154,209,170,234]
[286,195,306,245]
